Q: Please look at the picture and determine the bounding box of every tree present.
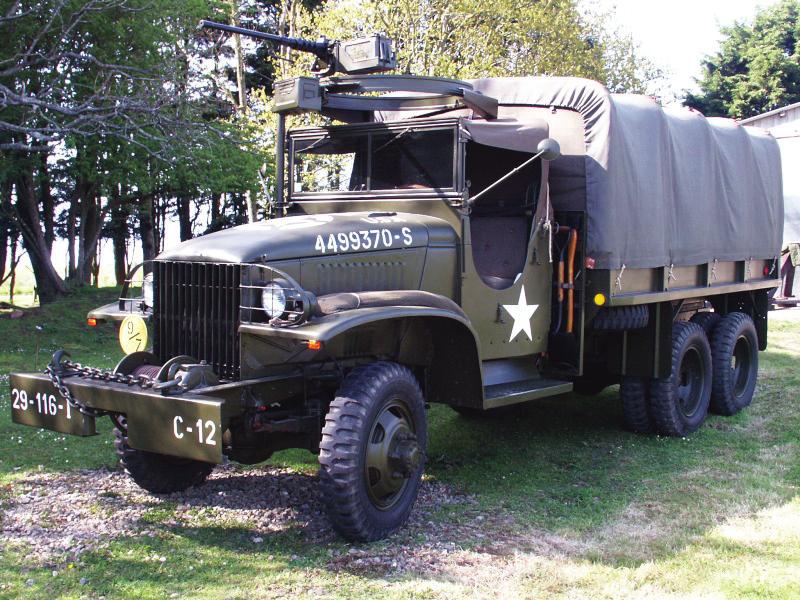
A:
[685,0,800,119]
[300,0,658,92]
[1,0,265,301]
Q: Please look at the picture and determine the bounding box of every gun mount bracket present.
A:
[272,75,498,120]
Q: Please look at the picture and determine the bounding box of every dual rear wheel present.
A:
[621,311,759,437]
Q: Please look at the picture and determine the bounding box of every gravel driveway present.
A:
[1,464,566,578]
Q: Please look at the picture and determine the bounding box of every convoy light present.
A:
[87,317,98,327]
[306,340,322,351]
[261,283,287,318]
[593,293,607,306]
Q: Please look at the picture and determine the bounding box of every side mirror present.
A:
[537,138,561,161]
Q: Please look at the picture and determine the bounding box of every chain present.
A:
[46,351,155,418]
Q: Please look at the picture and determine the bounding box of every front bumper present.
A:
[10,372,224,463]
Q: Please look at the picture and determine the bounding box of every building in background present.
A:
[742,105,800,304]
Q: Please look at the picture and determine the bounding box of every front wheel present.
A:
[318,362,427,542]
[114,424,214,494]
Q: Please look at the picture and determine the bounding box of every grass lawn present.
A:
[0,287,799,599]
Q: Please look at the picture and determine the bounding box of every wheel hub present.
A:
[364,400,418,509]
[389,434,420,477]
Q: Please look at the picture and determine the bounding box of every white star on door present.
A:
[502,287,539,342]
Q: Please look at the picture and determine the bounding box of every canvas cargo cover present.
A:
[463,77,784,269]
[380,77,783,270]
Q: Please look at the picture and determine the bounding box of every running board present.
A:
[483,378,573,410]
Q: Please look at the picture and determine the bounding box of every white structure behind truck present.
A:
[742,103,800,301]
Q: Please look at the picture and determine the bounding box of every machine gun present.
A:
[199,20,397,76]
[200,18,496,215]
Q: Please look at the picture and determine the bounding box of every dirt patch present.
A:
[1,464,583,579]
[0,466,476,561]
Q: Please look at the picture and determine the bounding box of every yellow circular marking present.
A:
[593,293,607,306]
[119,315,148,355]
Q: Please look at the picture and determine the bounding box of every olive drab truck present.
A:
[9,21,783,542]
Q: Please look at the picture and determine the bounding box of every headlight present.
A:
[142,273,154,307]
[261,283,287,318]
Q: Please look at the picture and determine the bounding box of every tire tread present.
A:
[114,428,214,494]
[649,321,712,437]
[710,312,758,415]
[318,361,426,542]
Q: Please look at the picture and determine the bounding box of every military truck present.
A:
[10,23,783,542]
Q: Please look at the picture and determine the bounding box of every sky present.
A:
[595,0,770,99]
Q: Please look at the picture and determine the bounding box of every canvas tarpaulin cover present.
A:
[446,77,784,270]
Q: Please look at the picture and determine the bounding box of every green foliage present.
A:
[300,0,658,92]
[685,0,800,118]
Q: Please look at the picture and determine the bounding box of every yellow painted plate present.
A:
[119,315,148,355]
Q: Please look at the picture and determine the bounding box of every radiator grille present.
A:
[153,261,241,380]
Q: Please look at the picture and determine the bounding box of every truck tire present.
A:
[620,376,654,433]
[114,426,214,494]
[319,361,427,542]
[690,311,722,336]
[709,312,759,416]
[649,322,712,437]
[591,306,649,331]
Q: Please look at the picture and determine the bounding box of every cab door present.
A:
[459,144,552,360]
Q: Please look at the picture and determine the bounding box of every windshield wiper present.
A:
[372,127,415,154]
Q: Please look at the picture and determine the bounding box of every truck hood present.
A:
[156,212,457,264]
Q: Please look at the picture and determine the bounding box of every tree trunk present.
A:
[156,195,165,252]
[245,189,258,223]
[139,194,156,273]
[177,194,192,241]
[230,0,247,112]
[91,243,101,287]
[13,171,67,304]
[39,153,55,252]
[209,192,222,232]
[8,238,17,304]
[66,196,77,280]
[77,184,100,285]
[0,180,11,284]
[110,186,129,285]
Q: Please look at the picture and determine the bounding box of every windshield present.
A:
[291,127,455,194]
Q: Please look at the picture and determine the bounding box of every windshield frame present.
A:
[287,118,463,201]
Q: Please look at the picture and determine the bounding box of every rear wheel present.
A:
[318,362,427,542]
[114,423,214,494]
[710,312,758,416]
[649,322,712,437]
[690,311,722,336]
[620,376,654,433]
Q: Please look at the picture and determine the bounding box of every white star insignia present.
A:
[502,287,539,342]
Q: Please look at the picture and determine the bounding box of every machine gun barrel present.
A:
[199,20,331,62]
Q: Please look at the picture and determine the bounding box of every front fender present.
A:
[240,305,484,407]
[241,305,474,343]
